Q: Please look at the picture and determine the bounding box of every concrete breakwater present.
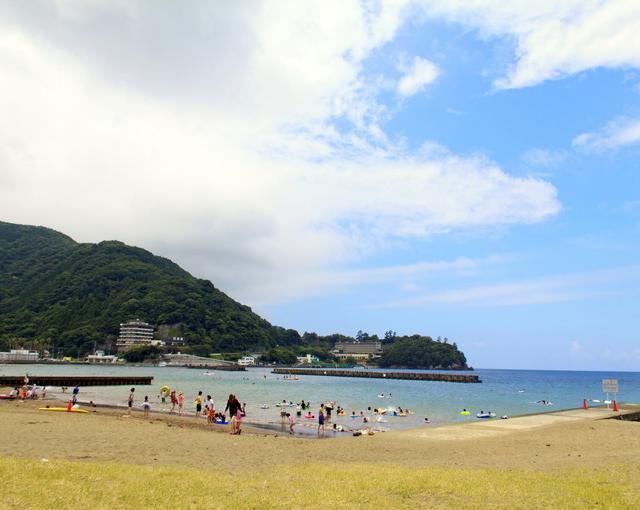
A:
[0,375,153,387]
[183,364,246,371]
[272,368,481,383]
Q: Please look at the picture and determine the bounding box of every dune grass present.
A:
[0,457,637,509]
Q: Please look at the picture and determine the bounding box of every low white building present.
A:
[296,354,320,365]
[0,349,39,362]
[86,350,119,364]
[238,355,256,366]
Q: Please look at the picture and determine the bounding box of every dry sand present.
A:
[1,398,639,473]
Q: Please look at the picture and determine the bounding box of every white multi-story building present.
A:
[0,349,39,362]
[116,319,155,350]
[238,355,256,366]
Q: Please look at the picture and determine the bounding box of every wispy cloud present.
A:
[573,118,640,152]
[249,254,509,305]
[445,107,466,116]
[522,148,566,168]
[375,265,640,308]
[397,56,440,97]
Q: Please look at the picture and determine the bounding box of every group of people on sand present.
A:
[7,383,46,400]
[126,387,246,435]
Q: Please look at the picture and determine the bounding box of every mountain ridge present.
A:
[0,220,469,370]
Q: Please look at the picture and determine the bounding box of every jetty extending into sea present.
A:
[272,368,481,383]
[0,375,153,387]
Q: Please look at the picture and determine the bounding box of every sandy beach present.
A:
[1,397,639,508]
[0,398,639,470]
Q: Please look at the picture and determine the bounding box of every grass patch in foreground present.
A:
[0,457,637,509]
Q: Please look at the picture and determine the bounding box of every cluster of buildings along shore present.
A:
[1,319,384,366]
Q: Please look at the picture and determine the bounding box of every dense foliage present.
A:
[0,221,278,355]
[121,345,162,363]
[259,344,335,365]
[378,335,468,369]
[0,221,470,369]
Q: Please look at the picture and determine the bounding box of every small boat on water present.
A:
[476,412,496,419]
[283,375,299,381]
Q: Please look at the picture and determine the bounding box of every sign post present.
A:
[601,379,619,409]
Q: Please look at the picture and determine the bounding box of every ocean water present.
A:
[2,364,639,430]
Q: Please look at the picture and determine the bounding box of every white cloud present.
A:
[0,1,560,306]
[417,0,640,89]
[573,117,640,152]
[397,56,440,97]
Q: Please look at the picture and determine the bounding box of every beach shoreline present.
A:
[3,383,638,439]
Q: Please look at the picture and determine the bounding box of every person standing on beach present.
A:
[178,392,185,416]
[142,396,151,418]
[72,386,79,405]
[128,387,135,416]
[234,405,243,435]
[194,391,203,418]
[205,395,215,423]
[169,390,177,414]
[225,394,241,434]
[317,407,325,436]
[287,412,295,435]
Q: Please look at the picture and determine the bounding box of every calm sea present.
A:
[2,364,639,430]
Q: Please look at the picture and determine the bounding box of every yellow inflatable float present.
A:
[160,385,170,397]
[40,407,89,414]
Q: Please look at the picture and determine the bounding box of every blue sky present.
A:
[1,2,639,370]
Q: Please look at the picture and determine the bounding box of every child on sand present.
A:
[142,396,151,418]
[206,395,215,420]
[234,407,243,435]
[178,392,185,416]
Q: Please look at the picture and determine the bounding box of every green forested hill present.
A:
[0,221,278,355]
[0,221,470,368]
